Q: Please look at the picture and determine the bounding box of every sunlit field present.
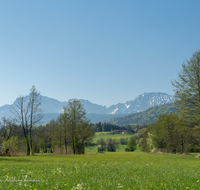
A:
[0,147,200,190]
[93,132,136,143]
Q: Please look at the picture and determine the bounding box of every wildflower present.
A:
[186,187,189,189]
[64,184,67,186]
[161,183,163,185]
[197,180,199,183]
[117,183,123,189]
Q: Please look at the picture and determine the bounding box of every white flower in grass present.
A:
[71,183,85,190]
[117,183,123,189]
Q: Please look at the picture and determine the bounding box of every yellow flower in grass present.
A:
[197,180,199,183]
[64,184,67,186]
[186,187,189,189]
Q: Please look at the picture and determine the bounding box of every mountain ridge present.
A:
[105,103,177,126]
[0,92,174,124]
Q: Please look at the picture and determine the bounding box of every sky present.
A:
[0,1,200,107]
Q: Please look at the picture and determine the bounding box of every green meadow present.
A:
[93,132,136,143]
[0,147,200,190]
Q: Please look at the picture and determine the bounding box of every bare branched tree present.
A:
[28,85,43,154]
[11,96,31,155]
[0,117,17,141]
[11,86,43,156]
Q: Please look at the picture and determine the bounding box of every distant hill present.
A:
[41,113,129,125]
[105,103,177,126]
[0,92,174,125]
[85,113,129,124]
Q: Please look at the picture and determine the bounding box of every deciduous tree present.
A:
[28,85,43,154]
[11,86,43,155]
[172,50,200,125]
[62,100,94,154]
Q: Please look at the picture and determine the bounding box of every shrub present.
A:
[2,136,19,156]
[146,132,157,153]
[127,138,137,151]
[51,141,60,153]
[120,138,128,145]
[96,138,106,152]
[190,145,200,153]
[37,140,46,153]
[106,138,119,152]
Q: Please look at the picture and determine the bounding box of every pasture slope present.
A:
[0,147,200,189]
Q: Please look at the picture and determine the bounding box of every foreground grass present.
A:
[0,150,200,189]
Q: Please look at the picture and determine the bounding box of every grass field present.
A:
[92,132,136,143]
[86,145,128,153]
[0,147,200,190]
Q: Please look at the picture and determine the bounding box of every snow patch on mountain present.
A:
[125,104,130,108]
[110,108,118,114]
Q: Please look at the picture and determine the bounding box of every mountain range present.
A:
[0,92,174,124]
[106,103,177,126]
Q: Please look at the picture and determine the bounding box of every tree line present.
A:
[0,87,95,156]
[92,122,150,133]
[136,113,200,154]
[93,122,128,132]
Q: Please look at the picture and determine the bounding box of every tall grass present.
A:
[0,149,200,189]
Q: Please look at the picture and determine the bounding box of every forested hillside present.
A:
[106,103,177,126]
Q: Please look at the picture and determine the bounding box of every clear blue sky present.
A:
[0,1,200,107]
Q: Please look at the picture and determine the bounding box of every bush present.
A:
[51,141,60,153]
[37,140,46,153]
[137,138,143,147]
[97,138,106,152]
[106,138,119,152]
[127,138,137,151]
[2,136,19,156]
[120,138,128,145]
[190,145,200,153]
